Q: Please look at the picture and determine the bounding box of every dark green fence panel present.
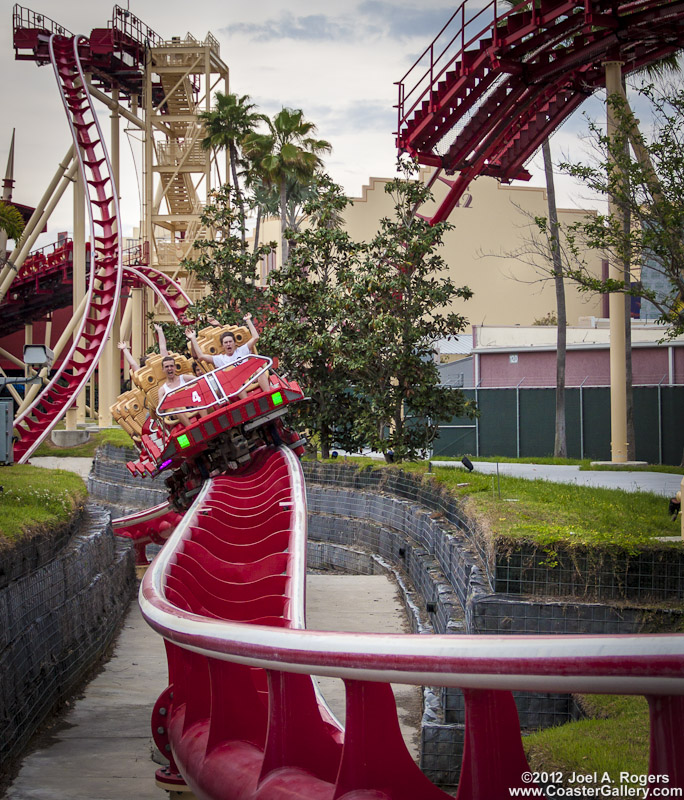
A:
[440,389,477,426]
[477,389,518,457]
[519,388,555,457]
[436,385,682,464]
[564,390,582,459]
[432,425,477,457]
[633,387,660,464]
[661,386,684,466]
[577,387,611,461]
[431,389,476,457]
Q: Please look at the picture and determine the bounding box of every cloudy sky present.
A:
[1,0,611,245]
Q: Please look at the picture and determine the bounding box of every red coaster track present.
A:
[136,445,684,800]
[396,0,684,224]
[0,241,191,338]
[13,33,123,462]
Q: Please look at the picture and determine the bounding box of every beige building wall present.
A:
[253,170,603,332]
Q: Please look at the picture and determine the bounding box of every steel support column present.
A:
[67,169,87,429]
[97,87,122,428]
[605,60,628,463]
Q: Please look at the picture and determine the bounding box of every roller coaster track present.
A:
[396,0,684,224]
[0,243,191,337]
[12,33,123,463]
[136,445,684,800]
[124,264,192,323]
[112,501,183,566]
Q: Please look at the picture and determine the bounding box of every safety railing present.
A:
[13,3,73,38]
[111,5,163,49]
[396,0,504,139]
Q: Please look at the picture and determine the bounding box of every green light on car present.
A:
[178,434,191,449]
[271,391,284,406]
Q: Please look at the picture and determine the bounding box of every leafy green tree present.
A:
[559,84,684,337]
[338,159,475,462]
[243,108,331,265]
[262,175,365,458]
[158,184,276,353]
[199,92,263,251]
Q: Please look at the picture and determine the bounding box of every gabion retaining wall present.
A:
[88,443,166,511]
[494,540,684,602]
[0,503,136,772]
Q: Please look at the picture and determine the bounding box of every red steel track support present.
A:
[13,33,123,462]
[396,0,684,224]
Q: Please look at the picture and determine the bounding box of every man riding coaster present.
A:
[187,313,271,399]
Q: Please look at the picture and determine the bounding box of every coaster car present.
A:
[122,354,307,511]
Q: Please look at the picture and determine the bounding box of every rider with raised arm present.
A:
[187,313,270,394]
[157,356,197,428]
[117,322,168,380]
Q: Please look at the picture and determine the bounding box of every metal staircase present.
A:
[396,0,684,223]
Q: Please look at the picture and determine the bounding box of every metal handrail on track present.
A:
[396,0,501,132]
[140,447,684,800]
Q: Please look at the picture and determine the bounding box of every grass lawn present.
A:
[524,695,650,784]
[0,464,87,544]
[32,428,134,458]
[337,457,681,549]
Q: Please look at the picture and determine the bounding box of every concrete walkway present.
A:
[30,457,94,481]
[29,455,683,497]
[5,574,420,800]
[431,460,683,497]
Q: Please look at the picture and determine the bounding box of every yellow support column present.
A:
[131,287,144,365]
[67,168,87,429]
[605,60,628,463]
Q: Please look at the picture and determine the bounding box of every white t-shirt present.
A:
[158,374,193,405]
[213,344,251,369]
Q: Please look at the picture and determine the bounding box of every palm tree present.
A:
[0,201,24,267]
[0,200,24,243]
[244,173,279,257]
[242,108,331,265]
[199,92,263,250]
